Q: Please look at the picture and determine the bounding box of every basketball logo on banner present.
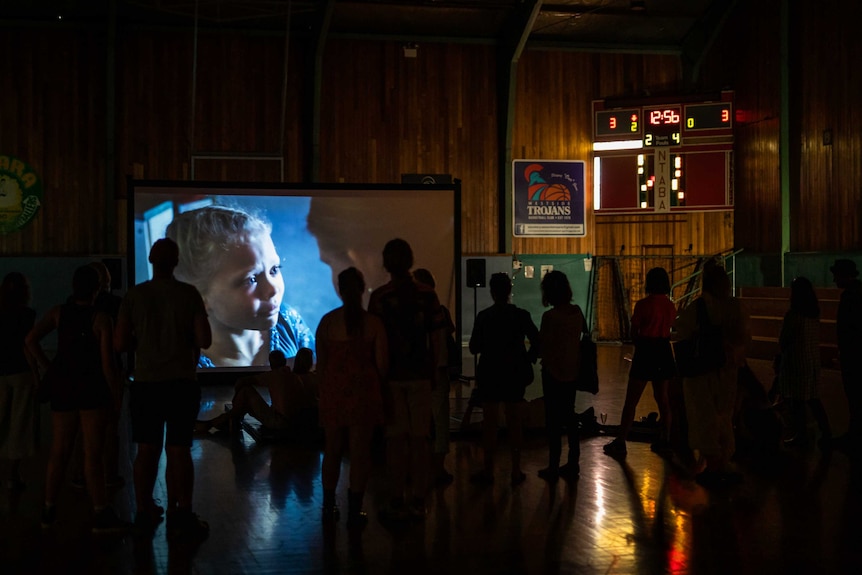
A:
[0,155,42,234]
[512,160,586,238]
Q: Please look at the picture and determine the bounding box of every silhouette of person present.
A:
[412,267,457,486]
[89,261,126,485]
[0,272,37,491]
[604,267,677,457]
[90,261,123,321]
[776,276,832,448]
[831,258,862,447]
[316,267,388,528]
[468,272,539,486]
[166,205,314,367]
[368,239,446,521]
[26,265,127,532]
[195,348,318,438]
[537,270,584,482]
[115,238,213,539]
[673,261,750,486]
[70,261,125,490]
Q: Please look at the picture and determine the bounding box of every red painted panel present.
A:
[600,155,639,209]
[683,152,728,206]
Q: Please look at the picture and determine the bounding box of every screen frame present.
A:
[126,178,462,379]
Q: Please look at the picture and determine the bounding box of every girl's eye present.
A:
[269,265,282,277]
[245,276,257,286]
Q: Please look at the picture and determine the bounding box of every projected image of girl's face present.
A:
[204,232,284,333]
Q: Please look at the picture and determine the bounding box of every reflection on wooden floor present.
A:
[2,344,861,574]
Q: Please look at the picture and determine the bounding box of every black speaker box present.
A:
[465,258,486,288]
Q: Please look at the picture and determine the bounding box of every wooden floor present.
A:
[2,344,861,575]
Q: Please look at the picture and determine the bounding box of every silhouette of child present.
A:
[195,348,318,436]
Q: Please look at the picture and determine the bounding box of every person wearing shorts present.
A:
[131,380,201,448]
[603,267,678,458]
[115,238,212,540]
[368,239,446,521]
[468,272,539,487]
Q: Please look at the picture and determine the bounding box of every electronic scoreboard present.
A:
[591,92,734,213]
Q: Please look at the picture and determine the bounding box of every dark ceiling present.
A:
[4,1,731,53]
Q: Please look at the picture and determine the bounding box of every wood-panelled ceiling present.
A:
[6,0,726,51]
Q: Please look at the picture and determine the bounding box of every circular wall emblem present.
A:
[0,155,42,233]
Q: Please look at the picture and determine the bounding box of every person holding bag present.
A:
[469,272,539,486]
[673,261,750,487]
[537,270,584,482]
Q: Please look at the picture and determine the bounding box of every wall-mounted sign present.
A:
[513,160,585,237]
[0,155,42,233]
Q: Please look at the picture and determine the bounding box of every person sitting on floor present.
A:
[195,348,318,438]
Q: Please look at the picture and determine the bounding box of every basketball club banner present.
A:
[512,160,585,237]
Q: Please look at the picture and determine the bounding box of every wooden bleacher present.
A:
[738,286,842,370]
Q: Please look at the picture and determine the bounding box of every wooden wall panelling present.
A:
[193,33,290,155]
[698,0,782,255]
[591,211,734,334]
[116,30,194,188]
[1,28,107,255]
[797,0,862,252]
[699,0,862,254]
[511,50,682,259]
[6,3,859,266]
[117,29,306,188]
[190,32,305,181]
[318,40,499,254]
[191,159,284,182]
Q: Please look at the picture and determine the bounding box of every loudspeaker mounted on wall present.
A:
[465,258,486,288]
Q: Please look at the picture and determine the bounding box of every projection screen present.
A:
[127,180,461,372]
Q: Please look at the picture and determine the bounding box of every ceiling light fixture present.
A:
[631,0,646,11]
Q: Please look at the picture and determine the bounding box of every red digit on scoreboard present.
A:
[610,117,617,130]
[721,109,729,123]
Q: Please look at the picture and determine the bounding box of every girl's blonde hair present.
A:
[166,205,271,293]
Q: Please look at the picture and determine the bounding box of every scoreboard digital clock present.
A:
[684,102,732,131]
[643,106,681,147]
[595,109,640,137]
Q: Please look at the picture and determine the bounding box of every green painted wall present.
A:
[459,253,593,343]
[735,252,862,288]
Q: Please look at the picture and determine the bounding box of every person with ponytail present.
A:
[315,267,388,528]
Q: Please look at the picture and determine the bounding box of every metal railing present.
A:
[670,248,745,309]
